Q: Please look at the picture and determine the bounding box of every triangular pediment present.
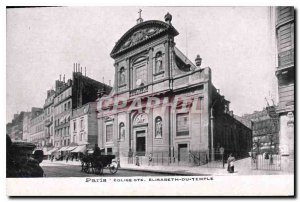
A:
[110,20,179,58]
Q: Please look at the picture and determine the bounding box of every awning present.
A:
[66,146,77,151]
[58,146,69,152]
[47,148,58,154]
[71,145,86,153]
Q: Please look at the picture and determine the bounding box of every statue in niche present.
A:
[155,52,163,73]
[155,117,162,138]
[119,67,125,85]
[119,122,125,140]
[121,126,125,139]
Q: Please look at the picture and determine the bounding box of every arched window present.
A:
[155,52,163,73]
[119,122,125,140]
[119,67,126,85]
[132,55,148,88]
[155,116,162,138]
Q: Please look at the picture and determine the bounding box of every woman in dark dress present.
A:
[227,153,235,173]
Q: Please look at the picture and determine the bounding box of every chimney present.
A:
[97,89,101,98]
[67,79,72,86]
[63,75,65,82]
[81,66,82,73]
[73,63,75,72]
[60,75,61,81]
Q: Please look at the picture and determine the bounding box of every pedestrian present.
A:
[148,153,152,166]
[135,155,140,166]
[270,153,274,165]
[71,155,74,162]
[227,153,235,173]
[93,144,101,158]
[51,155,54,162]
[66,155,69,163]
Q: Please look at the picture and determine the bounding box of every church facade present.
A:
[96,13,252,165]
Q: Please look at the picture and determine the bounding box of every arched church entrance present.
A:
[132,113,148,156]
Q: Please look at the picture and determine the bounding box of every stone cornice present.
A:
[111,20,179,59]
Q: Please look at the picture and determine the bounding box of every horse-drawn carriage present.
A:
[80,154,118,175]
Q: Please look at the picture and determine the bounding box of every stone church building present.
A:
[97,13,252,165]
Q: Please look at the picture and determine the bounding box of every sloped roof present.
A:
[174,47,197,72]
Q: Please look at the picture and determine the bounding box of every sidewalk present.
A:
[41,158,290,176]
[119,157,289,176]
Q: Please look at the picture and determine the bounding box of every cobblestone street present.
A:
[41,162,177,177]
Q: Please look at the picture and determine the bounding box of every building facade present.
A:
[274,6,294,172]
[241,106,279,153]
[6,111,25,141]
[22,107,43,144]
[53,66,112,148]
[70,102,98,146]
[22,112,31,142]
[44,89,55,147]
[53,77,72,147]
[29,111,45,149]
[97,13,252,165]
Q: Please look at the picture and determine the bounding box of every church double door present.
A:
[135,130,146,156]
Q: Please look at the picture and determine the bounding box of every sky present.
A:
[6,6,278,122]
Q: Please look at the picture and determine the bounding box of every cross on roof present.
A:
[138,9,142,19]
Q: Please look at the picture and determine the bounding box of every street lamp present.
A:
[117,139,121,168]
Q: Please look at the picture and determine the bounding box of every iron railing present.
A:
[251,153,281,171]
[121,151,227,168]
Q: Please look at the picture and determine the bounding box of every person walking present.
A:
[269,153,274,165]
[93,144,101,158]
[227,153,235,173]
[148,153,152,166]
[135,155,140,166]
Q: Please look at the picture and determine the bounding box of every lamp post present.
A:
[117,139,121,168]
